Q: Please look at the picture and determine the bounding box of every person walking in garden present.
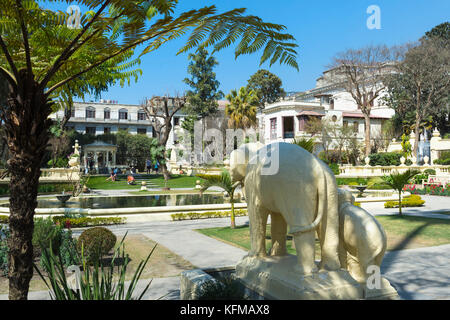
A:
[146,159,152,174]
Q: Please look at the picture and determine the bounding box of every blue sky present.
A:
[53,1,450,105]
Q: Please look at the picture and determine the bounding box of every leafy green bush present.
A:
[47,157,69,168]
[0,225,9,276]
[335,178,368,186]
[196,275,247,300]
[0,183,72,196]
[0,215,8,224]
[58,229,79,267]
[0,185,8,196]
[33,218,63,256]
[369,152,402,166]
[35,233,154,300]
[77,227,117,263]
[328,163,340,175]
[434,151,450,165]
[384,195,425,208]
[434,158,450,165]
[53,216,125,228]
[171,209,248,221]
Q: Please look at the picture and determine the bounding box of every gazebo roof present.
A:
[84,141,117,150]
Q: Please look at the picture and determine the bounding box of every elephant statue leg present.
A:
[248,202,269,257]
[269,212,287,256]
[347,253,365,283]
[292,230,317,275]
[338,240,348,270]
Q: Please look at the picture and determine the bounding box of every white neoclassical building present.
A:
[260,67,394,148]
[49,100,189,149]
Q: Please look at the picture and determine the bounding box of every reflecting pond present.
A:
[1,194,238,209]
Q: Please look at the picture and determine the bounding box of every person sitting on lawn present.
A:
[106,169,117,182]
[127,174,136,185]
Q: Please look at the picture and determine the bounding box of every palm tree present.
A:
[197,169,240,228]
[225,87,259,131]
[292,137,315,153]
[381,169,420,216]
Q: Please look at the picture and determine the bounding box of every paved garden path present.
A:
[360,195,450,219]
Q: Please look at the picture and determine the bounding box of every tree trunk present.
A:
[161,162,170,182]
[2,72,53,300]
[7,155,41,300]
[412,111,421,157]
[364,114,371,157]
[230,195,236,229]
[398,191,403,217]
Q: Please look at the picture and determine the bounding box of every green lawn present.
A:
[197,224,321,258]
[196,215,450,254]
[87,174,202,190]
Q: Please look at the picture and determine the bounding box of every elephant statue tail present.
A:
[291,168,327,235]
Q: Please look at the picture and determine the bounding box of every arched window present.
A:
[85,106,96,119]
[119,108,128,120]
[138,109,147,121]
[104,107,111,119]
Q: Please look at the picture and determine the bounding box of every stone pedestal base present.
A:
[362,278,399,300]
[236,255,363,300]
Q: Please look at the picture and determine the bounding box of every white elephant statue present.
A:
[230,142,341,275]
[337,189,387,283]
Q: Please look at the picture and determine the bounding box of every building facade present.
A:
[260,67,394,149]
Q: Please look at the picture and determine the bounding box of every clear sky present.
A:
[54,1,450,105]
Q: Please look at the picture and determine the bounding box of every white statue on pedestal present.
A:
[229,142,398,300]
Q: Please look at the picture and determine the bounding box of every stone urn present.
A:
[364,157,370,166]
[400,156,406,165]
[355,185,368,198]
[423,155,430,165]
[56,193,71,205]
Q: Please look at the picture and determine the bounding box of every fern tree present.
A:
[0,0,298,299]
[198,169,239,229]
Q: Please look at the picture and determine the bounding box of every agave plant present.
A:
[34,233,155,300]
[381,169,421,216]
[197,169,240,228]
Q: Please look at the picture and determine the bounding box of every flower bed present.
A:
[404,183,450,197]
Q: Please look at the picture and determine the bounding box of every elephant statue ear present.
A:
[229,142,264,183]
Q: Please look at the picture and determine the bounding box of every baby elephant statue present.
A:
[337,189,387,284]
[230,142,341,275]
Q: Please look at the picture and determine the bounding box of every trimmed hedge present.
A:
[0,183,72,196]
[384,195,425,208]
[171,209,248,221]
[1,215,125,228]
[369,152,403,166]
[53,216,125,228]
[77,227,117,263]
